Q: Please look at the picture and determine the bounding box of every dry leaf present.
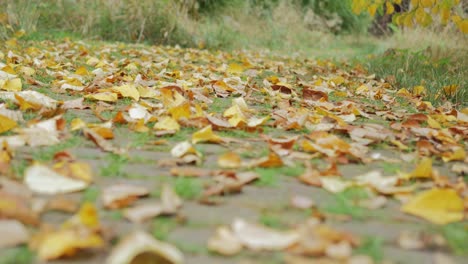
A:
[106,231,183,264]
[102,184,149,209]
[192,125,223,144]
[217,152,242,169]
[401,188,464,224]
[24,164,88,195]
[0,220,29,249]
[232,218,300,250]
[207,226,242,255]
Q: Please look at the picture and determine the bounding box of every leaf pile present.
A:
[0,39,467,262]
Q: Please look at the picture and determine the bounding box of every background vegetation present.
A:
[0,0,467,104]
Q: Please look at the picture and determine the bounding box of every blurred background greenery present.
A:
[0,0,466,104]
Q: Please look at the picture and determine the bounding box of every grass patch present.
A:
[82,186,100,203]
[259,212,285,229]
[209,97,231,113]
[218,129,256,139]
[152,217,178,241]
[32,136,82,161]
[173,177,203,200]
[322,187,370,219]
[129,132,153,148]
[172,242,207,255]
[381,162,401,175]
[440,222,468,255]
[10,159,28,179]
[280,164,305,177]
[354,236,384,263]
[254,168,281,187]
[100,153,128,177]
[365,49,467,105]
[0,246,34,264]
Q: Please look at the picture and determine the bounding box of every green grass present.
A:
[279,164,305,177]
[172,242,208,255]
[173,177,203,200]
[82,186,100,203]
[100,153,128,177]
[32,136,82,161]
[218,129,256,139]
[239,147,269,159]
[254,168,281,187]
[0,246,34,264]
[381,162,401,175]
[354,236,384,262]
[209,97,231,113]
[259,212,285,229]
[364,49,467,105]
[10,159,28,179]
[440,223,468,255]
[322,187,369,219]
[152,217,178,241]
[129,132,153,148]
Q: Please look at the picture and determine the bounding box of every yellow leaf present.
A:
[227,63,244,74]
[458,19,468,34]
[420,0,433,8]
[442,147,466,162]
[112,84,140,101]
[130,119,150,133]
[169,101,191,120]
[368,4,378,17]
[75,66,89,76]
[386,2,395,15]
[426,116,441,129]
[85,92,118,102]
[443,85,458,96]
[412,85,426,96]
[1,78,22,91]
[408,157,433,179]
[20,66,35,76]
[14,29,25,38]
[192,125,222,144]
[0,115,17,133]
[154,116,180,131]
[70,118,86,131]
[397,88,411,97]
[15,94,42,111]
[77,202,100,228]
[37,229,103,260]
[402,188,464,224]
[218,152,242,169]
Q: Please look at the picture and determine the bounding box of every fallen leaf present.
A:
[207,226,242,255]
[0,114,17,133]
[24,164,88,194]
[112,84,140,101]
[102,184,149,209]
[123,184,181,223]
[154,116,180,131]
[85,92,118,102]
[397,231,425,250]
[231,218,300,250]
[106,231,184,264]
[34,203,104,260]
[192,125,223,144]
[83,127,125,154]
[0,220,29,249]
[217,152,242,169]
[401,188,464,224]
[405,157,433,179]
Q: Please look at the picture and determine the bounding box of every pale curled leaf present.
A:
[106,231,183,264]
[24,164,88,195]
[0,220,29,249]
